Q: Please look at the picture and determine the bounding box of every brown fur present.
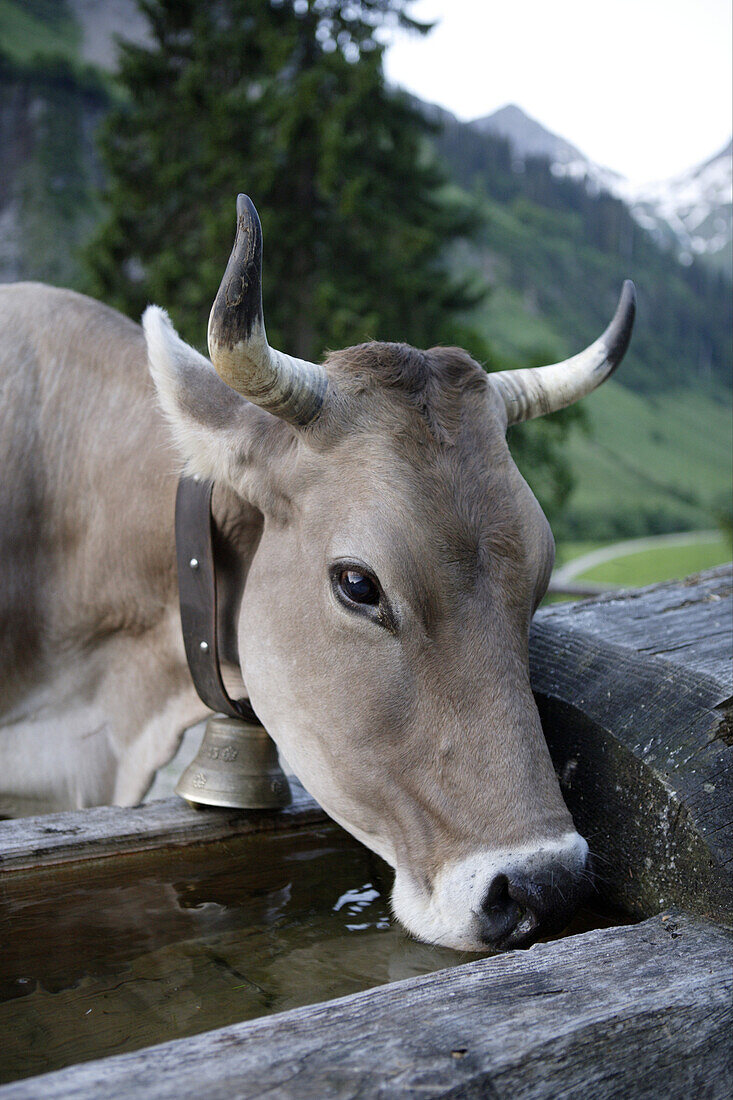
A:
[326,341,486,443]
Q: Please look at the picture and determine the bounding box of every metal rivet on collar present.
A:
[189,558,199,570]
[199,641,209,652]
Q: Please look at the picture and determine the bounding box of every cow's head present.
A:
[144,195,635,952]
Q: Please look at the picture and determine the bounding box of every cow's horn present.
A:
[491,281,636,425]
[207,194,328,426]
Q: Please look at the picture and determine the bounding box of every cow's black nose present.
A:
[478,862,591,949]
[478,874,527,944]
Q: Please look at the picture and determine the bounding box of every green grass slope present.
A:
[472,269,732,540]
[460,194,732,540]
[575,536,731,586]
[440,126,732,397]
[0,0,80,64]
[557,381,732,538]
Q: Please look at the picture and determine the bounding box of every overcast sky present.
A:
[383,0,732,185]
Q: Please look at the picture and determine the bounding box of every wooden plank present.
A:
[539,565,733,682]
[0,782,326,873]
[531,566,733,922]
[0,912,729,1100]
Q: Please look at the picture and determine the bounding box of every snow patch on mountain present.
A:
[625,142,732,267]
[550,157,626,199]
[473,104,732,274]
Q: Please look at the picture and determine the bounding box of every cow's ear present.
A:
[143,306,295,513]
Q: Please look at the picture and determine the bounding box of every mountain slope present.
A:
[437,110,731,538]
[66,0,151,68]
[630,141,732,272]
[437,115,731,395]
[555,381,732,538]
[473,103,624,195]
[459,197,732,539]
[473,104,584,166]
[474,103,732,277]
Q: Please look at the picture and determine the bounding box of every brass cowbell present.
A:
[176,715,292,810]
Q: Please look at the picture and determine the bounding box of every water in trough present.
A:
[0,821,623,1084]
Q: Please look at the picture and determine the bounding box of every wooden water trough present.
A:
[1,567,731,1098]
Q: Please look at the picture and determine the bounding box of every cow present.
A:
[0,195,635,951]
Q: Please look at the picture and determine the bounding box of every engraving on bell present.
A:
[175,715,292,810]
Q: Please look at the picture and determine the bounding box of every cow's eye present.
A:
[338,568,380,606]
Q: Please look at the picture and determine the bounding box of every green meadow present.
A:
[0,0,80,64]
[555,532,731,592]
[559,382,732,539]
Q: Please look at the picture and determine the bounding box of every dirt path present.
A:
[553,530,721,584]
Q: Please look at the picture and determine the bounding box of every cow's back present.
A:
[0,284,178,714]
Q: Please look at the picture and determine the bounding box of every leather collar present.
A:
[175,476,259,724]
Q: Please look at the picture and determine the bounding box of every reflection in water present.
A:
[0,822,622,1085]
[0,824,470,1084]
[333,882,388,930]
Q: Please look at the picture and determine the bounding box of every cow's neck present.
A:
[0,475,262,816]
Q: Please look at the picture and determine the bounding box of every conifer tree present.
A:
[86,0,578,528]
[86,0,480,355]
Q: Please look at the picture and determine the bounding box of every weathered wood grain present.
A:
[531,565,733,922]
[0,912,729,1100]
[0,780,325,872]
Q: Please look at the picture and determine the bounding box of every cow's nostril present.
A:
[478,874,529,946]
[475,842,592,951]
[478,857,592,949]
